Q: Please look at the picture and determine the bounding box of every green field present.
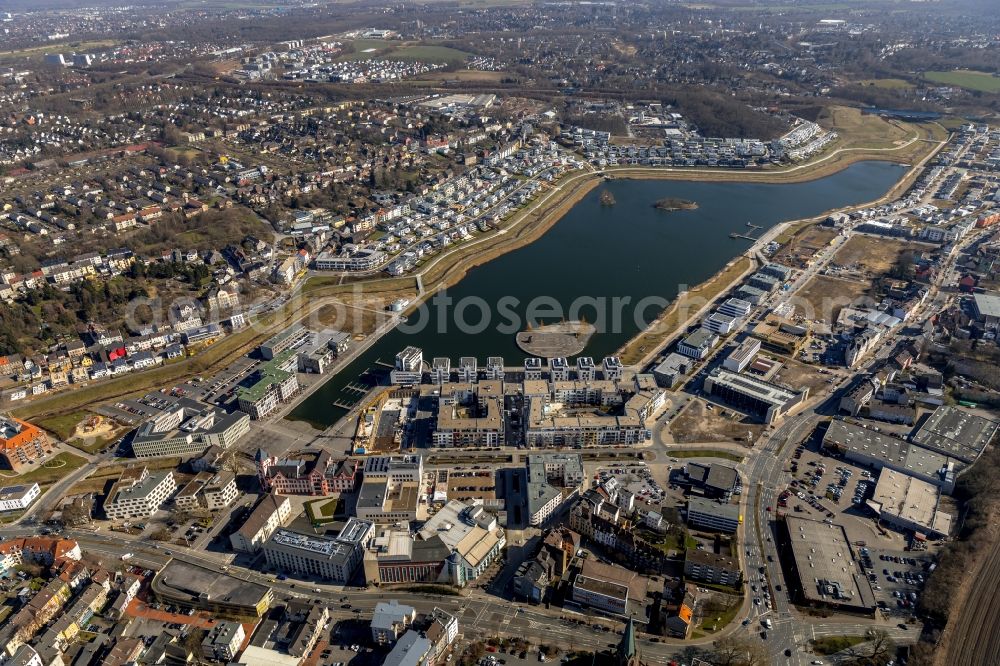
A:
[924,70,1000,93]
[36,410,91,441]
[338,40,471,64]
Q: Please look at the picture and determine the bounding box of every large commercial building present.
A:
[703,368,807,424]
[685,497,741,533]
[263,519,374,582]
[909,405,997,464]
[103,466,176,521]
[130,396,250,458]
[237,349,299,419]
[869,469,953,538]
[417,501,506,587]
[362,527,451,586]
[751,315,811,355]
[784,516,877,615]
[230,494,292,554]
[823,420,960,493]
[0,418,50,472]
[152,560,272,619]
[570,559,650,622]
[971,291,1000,329]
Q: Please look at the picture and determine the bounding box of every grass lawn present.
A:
[924,69,1000,93]
[0,452,88,487]
[65,434,117,456]
[391,45,471,62]
[668,449,744,462]
[305,498,341,525]
[695,592,744,635]
[811,635,867,655]
[36,410,92,441]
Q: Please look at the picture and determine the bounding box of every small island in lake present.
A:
[653,197,699,211]
[599,190,616,206]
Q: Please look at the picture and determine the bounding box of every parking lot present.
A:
[865,546,934,620]
[596,461,671,509]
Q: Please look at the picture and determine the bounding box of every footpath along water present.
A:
[289,160,905,427]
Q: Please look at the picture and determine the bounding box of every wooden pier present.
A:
[730,221,763,241]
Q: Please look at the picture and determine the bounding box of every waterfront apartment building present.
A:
[525,397,647,448]
[0,418,50,472]
[390,346,423,385]
[432,381,505,448]
[230,494,292,554]
[677,328,719,360]
[237,349,299,419]
[103,466,176,521]
[263,519,374,582]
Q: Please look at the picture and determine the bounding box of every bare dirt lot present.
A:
[773,359,835,394]
[832,236,924,275]
[795,275,872,323]
[773,226,840,269]
[669,399,764,445]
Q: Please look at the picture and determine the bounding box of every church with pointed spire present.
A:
[616,618,640,666]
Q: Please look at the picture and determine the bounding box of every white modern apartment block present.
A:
[0,483,40,511]
[390,346,423,384]
[104,466,177,521]
[175,472,238,511]
[717,298,752,319]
